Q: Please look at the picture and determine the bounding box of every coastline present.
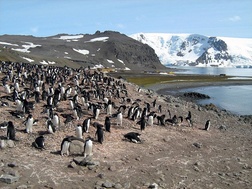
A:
[146,80,252,95]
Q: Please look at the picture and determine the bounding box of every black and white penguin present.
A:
[117,111,123,126]
[104,116,111,132]
[204,120,211,131]
[60,137,71,156]
[177,116,184,126]
[33,136,45,149]
[76,125,83,139]
[107,100,113,116]
[157,114,166,126]
[7,121,15,140]
[137,117,147,131]
[124,132,141,143]
[185,111,192,127]
[93,105,100,120]
[95,123,104,144]
[84,138,93,158]
[52,113,60,128]
[82,117,91,133]
[25,114,34,133]
[47,118,56,134]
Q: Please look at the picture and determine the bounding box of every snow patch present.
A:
[117,59,125,65]
[107,59,114,63]
[73,48,89,55]
[92,64,104,69]
[56,35,84,40]
[85,37,109,43]
[21,57,34,62]
[40,60,56,65]
[0,42,18,46]
[12,42,41,53]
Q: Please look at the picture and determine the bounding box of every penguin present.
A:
[204,120,211,131]
[93,105,100,120]
[82,117,91,133]
[7,121,15,140]
[138,117,147,131]
[76,125,83,139]
[104,116,111,132]
[69,99,75,110]
[73,108,80,120]
[185,111,192,122]
[33,136,45,149]
[117,111,123,126]
[60,137,71,156]
[25,114,34,133]
[84,138,93,158]
[0,121,8,129]
[147,113,154,126]
[47,118,56,134]
[177,116,184,126]
[52,113,60,128]
[95,123,104,144]
[107,102,112,116]
[157,114,166,126]
[124,132,141,143]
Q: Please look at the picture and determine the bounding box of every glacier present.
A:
[130,33,252,68]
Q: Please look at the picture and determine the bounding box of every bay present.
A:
[179,85,252,115]
[166,66,252,115]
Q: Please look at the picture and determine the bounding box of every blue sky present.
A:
[0,0,251,38]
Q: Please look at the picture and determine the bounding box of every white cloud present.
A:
[228,16,241,22]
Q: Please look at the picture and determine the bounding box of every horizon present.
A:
[0,0,252,38]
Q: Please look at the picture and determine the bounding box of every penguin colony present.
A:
[0,61,210,157]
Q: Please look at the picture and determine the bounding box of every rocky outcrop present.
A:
[0,31,166,71]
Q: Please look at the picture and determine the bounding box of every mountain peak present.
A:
[130,33,252,68]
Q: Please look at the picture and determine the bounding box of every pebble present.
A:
[0,174,19,184]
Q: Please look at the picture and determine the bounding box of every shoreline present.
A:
[146,80,252,116]
[146,80,252,94]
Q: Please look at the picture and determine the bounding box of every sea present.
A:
[166,66,252,115]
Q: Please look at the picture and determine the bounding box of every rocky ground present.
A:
[0,70,252,189]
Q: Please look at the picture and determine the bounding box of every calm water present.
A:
[172,66,252,77]
[166,66,252,115]
[180,85,252,115]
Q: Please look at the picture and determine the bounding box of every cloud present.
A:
[228,16,241,22]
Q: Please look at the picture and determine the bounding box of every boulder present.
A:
[69,140,84,155]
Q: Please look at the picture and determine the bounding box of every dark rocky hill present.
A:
[0,31,166,71]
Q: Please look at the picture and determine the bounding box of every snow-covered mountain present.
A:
[130,33,252,68]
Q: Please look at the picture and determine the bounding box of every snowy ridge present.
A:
[130,33,252,68]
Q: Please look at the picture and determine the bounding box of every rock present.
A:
[149,183,159,189]
[123,182,131,189]
[193,142,202,148]
[69,140,84,155]
[219,125,227,130]
[68,161,77,168]
[0,174,19,184]
[108,165,116,171]
[73,157,86,165]
[6,140,15,148]
[16,185,28,189]
[102,180,113,188]
[183,92,210,99]
[0,139,5,148]
[114,183,123,189]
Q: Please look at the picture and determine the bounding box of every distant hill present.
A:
[130,33,252,68]
[0,31,166,71]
